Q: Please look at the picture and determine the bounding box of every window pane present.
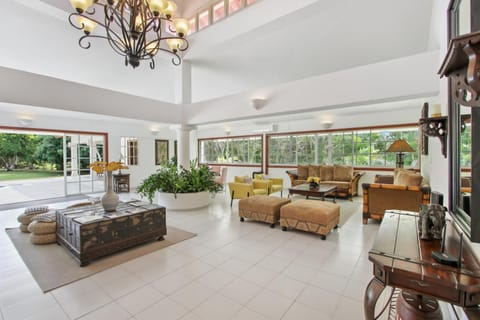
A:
[200,136,261,164]
[228,0,242,14]
[198,9,210,30]
[296,134,315,164]
[213,1,225,22]
[268,136,296,165]
[187,17,196,35]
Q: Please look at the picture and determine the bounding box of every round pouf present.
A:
[30,233,56,245]
[19,223,30,233]
[396,290,443,320]
[17,206,50,233]
[28,221,56,235]
[28,211,57,245]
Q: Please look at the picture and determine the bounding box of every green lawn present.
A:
[0,170,63,181]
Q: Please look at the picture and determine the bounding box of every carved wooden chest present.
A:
[56,201,166,266]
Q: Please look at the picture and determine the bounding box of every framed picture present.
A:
[155,139,169,165]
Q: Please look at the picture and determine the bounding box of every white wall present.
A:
[184,51,439,125]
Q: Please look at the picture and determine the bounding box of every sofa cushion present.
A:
[333,165,353,182]
[319,165,334,181]
[308,165,320,178]
[297,165,309,180]
[395,170,423,186]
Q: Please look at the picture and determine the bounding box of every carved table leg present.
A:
[364,277,385,320]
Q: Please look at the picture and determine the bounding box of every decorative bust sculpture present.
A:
[418,204,446,240]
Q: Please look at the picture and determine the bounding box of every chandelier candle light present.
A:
[68,0,190,69]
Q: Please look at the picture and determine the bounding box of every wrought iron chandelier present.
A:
[68,0,190,69]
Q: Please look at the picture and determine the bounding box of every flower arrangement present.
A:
[307,176,320,184]
[89,161,128,174]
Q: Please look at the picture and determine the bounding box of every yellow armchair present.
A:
[228,176,269,206]
[253,174,284,197]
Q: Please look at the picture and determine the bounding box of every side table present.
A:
[113,173,130,193]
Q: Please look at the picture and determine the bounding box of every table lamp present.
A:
[387,139,414,168]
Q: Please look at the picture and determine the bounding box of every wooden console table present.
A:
[365,210,480,319]
[56,201,166,266]
[113,173,130,193]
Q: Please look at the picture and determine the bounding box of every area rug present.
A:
[5,226,196,293]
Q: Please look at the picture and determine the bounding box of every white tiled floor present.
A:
[0,192,455,319]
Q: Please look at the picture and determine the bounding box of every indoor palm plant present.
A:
[137,159,222,208]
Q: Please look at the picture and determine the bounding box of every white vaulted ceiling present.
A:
[0,0,438,126]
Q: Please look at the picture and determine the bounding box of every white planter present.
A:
[156,191,210,210]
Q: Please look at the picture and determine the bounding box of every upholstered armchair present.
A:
[228,176,269,206]
[253,174,284,197]
[362,172,431,224]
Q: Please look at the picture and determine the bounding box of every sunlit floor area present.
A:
[0,193,455,320]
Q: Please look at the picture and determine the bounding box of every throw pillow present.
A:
[297,165,309,180]
[333,165,353,182]
[394,171,423,186]
[319,165,334,181]
[308,165,320,178]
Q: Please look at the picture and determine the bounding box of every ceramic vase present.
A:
[309,182,318,190]
[102,171,119,212]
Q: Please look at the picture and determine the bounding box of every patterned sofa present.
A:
[286,164,364,200]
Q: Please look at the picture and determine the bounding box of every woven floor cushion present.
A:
[30,233,56,245]
[28,221,56,235]
[19,223,30,233]
[280,200,340,240]
[17,206,50,225]
[239,195,291,227]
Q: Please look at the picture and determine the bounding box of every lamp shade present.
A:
[148,0,167,16]
[166,38,183,52]
[386,139,414,153]
[69,0,93,13]
[76,16,97,35]
[173,18,190,37]
[163,1,177,18]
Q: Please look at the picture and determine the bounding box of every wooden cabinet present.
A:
[113,173,130,193]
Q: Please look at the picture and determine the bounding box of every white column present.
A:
[173,125,196,169]
[174,60,192,105]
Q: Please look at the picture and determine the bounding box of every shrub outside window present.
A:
[199,136,262,164]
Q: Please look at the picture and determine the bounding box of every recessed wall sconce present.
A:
[150,127,160,135]
[322,120,334,129]
[225,128,231,136]
[17,116,33,127]
[251,98,267,110]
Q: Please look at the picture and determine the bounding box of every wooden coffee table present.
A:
[288,184,337,202]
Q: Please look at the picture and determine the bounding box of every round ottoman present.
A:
[27,211,57,245]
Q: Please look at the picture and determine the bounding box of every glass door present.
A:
[64,134,106,196]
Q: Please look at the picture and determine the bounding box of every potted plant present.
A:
[137,159,222,210]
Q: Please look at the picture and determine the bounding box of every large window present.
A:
[199,136,262,164]
[268,126,419,168]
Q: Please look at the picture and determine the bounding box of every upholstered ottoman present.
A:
[239,195,291,228]
[280,200,340,240]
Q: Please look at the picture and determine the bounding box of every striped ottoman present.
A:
[239,195,291,228]
[280,200,340,240]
